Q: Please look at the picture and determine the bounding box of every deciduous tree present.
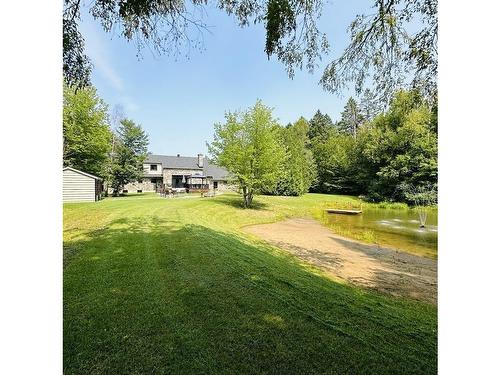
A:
[63,84,112,176]
[310,89,437,202]
[208,100,285,207]
[63,0,437,104]
[354,90,438,201]
[272,117,317,196]
[110,119,149,195]
[311,130,358,194]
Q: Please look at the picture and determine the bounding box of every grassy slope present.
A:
[64,193,437,374]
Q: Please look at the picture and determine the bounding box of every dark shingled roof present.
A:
[146,154,201,169]
[145,154,230,180]
[203,163,229,181]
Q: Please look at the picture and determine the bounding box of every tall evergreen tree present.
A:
[337,97,364,138]
[308,110,334,142]
[359,89,383,122]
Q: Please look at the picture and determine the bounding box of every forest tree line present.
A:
[63,83,437,205]
[209,89,437,206]
[307,89,437,203]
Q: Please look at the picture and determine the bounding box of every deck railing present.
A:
[186,184,209,190]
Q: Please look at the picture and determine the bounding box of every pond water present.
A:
[323,208,437,258]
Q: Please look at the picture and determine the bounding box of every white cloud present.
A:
[79,18,139,113]
[81,22,124,91]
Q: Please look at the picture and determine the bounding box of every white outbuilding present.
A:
[63,167,103,203]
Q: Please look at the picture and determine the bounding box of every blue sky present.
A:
[79,1,373,155]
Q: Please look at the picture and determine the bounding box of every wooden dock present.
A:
[325,209,362,215]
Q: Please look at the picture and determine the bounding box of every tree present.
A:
[320,0,437,103]
[310,130,358,194]
[63,0,326,88]
[110,119,149,195]
[337,97,364,138]
[63,84,112,176]
[307,110,334,142]
[359,89,383,122]
[356,89,437,201]
[102,104,127,195]
[208,100,286,207]
[64,1,436,105]
[309,89,437,201]
[63,1,92,88]
[272,117,317,196]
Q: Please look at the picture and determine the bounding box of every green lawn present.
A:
[64,193,437,374]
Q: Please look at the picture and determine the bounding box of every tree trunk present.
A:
[242,186,253,208]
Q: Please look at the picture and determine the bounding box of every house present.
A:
[63,167,103,202]
[122,153,231,193]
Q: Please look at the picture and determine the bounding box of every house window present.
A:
[150,165,157,171]
[214,181,218,189]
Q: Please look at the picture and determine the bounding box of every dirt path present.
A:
[244,218,437,304]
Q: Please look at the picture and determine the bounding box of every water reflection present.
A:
[324,208,438,258]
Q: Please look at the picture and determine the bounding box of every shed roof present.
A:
[63,167,102,180]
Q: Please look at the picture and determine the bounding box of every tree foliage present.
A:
[310,130,357,194]
[63,84,112,176]
[63,0,436,104]
[63,0,326,87]
[359,89,383,122]
[110,119,149,195]
[310,89,437,203]
[208,100,286,207]
[63,1,92,88]
[359,90,437,201]
[337,97,365,138]
[307,110,334,142]
[271,117,317,196]
[320,0,437,103]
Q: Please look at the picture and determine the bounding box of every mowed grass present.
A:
[64,193,437,374]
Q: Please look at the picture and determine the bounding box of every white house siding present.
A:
[63,169,97,202]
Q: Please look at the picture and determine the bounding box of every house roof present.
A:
[146,154,202,170]
[145,154,230,180]
[63,166,102,180]
[204,163,229,180]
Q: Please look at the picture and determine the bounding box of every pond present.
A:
[323,207,437,258]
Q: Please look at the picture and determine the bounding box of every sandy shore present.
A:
[244,218,437,304]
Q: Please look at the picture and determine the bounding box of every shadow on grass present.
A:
[324,235,437,302]
[106,192,157,199]
[64,217,437,374]
[210,194,270,210]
